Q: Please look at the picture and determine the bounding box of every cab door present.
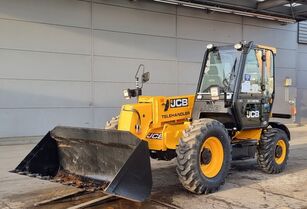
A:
[234,48,274,130]
[261,49,275,124]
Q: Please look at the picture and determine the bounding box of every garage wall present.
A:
[0,0,92,137]
[297,43,307,123]
[0,0,302,137]
[242,16,298,120]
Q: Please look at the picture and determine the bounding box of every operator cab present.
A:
[193,41,275,131]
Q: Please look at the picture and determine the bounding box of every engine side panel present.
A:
[118,95,195,151]
[139,95,195,128]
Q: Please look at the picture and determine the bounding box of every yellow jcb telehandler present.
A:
[12,41,291,202]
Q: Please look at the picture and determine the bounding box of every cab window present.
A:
[264,50,274,97]
[241,49,261,94]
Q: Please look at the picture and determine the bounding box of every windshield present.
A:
[199,48,241,93]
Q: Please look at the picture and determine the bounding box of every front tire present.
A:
[257,128,289,174]
[176,119,231,194]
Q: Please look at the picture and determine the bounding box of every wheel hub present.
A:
[275,145,282,158]
[199,136,224,178]
[201,148,212,165]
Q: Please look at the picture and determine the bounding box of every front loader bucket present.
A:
[11,126,152,202]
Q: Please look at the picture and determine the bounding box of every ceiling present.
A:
[153,0,307,23]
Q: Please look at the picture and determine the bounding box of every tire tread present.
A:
[176,119,231,194]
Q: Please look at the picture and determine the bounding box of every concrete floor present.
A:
[1,126,307,209]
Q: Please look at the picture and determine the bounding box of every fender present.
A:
[269,122,291,140]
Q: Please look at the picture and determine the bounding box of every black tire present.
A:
[176,119,231,194]
[257,128,289,174]
[105,116,119,130]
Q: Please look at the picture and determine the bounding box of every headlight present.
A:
[123,89,131,99]
[122,88,142,99]
[234,43,243,50]
[207,44,214,49]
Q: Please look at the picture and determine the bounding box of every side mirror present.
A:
[142,72,150,83]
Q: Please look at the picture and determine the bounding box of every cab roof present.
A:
[257,45,277,54]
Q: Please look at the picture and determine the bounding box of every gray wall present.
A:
[0,0,304,137]
[297,43,307,123]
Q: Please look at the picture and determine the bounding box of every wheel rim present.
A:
[275,139,286,165]
[200,136,224,178]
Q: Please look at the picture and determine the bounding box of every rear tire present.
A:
[105,116,119,130]
[257,128,289,174]
[176,119,231,194]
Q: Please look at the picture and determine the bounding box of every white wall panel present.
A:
[0,0,91,27]
[94,30,176,60]
[177,39,207,62]
[272,86,292,113]
[94,82,178,108]
[0,49,91,81]
[0,108,91,137]
[178,62,201,84]
[94,56,177,83]
[93,3,176,37]
[243,25,297,50]
[0,19,91,54]
[94,82,135,108]
[143,83,178,96]
[297,89,307,123]
[275,49,297,69]
[275,68,296,88]
[93,107,121,128]
[0,80,91,108]
[297,71,307,89]
[297,49,307,122]
[298,44,307,53]
[178,84,196,95]
[297,53,307,71]
[297,53,307,70]
[177,16,242,43]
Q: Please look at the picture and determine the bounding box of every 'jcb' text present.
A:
[146,133,162,139]
[170,98,188,108]
[246,110,260,118]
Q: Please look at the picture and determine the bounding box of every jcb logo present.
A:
[170,98,188,108]
[146,133,162,140]
[246,111,260,118]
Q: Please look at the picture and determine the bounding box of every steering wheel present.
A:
[202,85,220,93]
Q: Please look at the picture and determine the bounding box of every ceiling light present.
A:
[153,0,179,5]
[153,0,296,23]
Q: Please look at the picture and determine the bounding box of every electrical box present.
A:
[284,78,292,87]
